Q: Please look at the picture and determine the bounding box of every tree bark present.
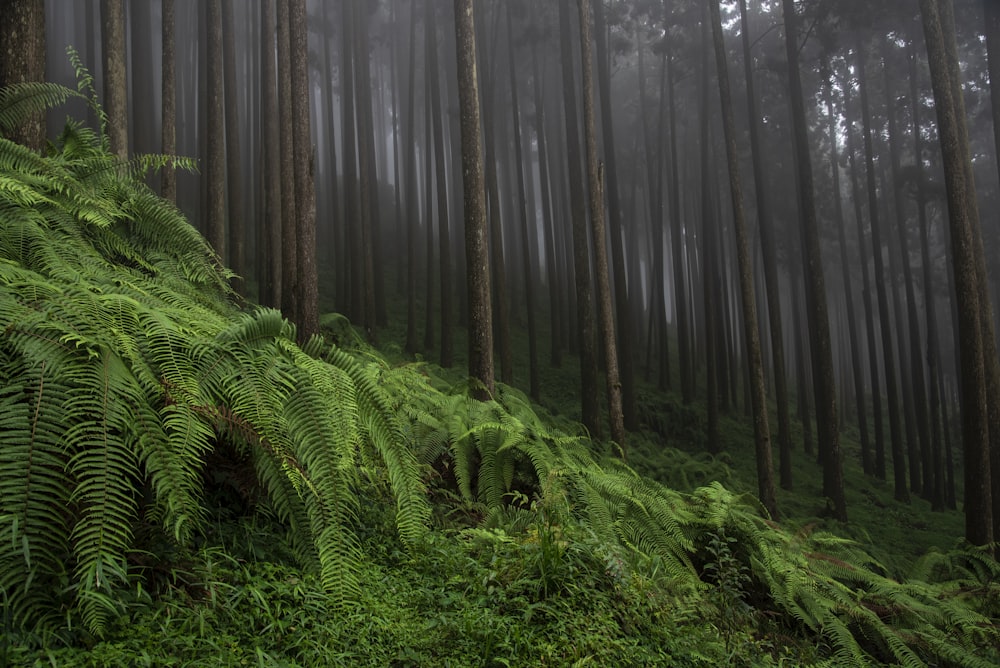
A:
[101,0,127,159]
[709,0,776,517]
[222,0,245,292]
[578,0,626,451]
[780,0,846,521]
[261,0,281,309]
[0,0,45,151]
[289,0,317,341]
[454,0,495,400]
[205,0,225,261]
[160,0,176,202]
[920,0,995,546]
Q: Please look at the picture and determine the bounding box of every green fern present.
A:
[0,89,429,637]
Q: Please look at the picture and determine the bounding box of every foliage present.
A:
[0,90,428,639]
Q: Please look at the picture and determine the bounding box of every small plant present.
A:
[701,528,754,658]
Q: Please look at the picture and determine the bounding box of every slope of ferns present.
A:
[0,80,997,665]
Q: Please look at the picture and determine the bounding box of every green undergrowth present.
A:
[2,81,999,666]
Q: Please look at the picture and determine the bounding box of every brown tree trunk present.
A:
[261,0,281,309]
[101,0,127,159]
[205,0,225,261]
[290,0,317,341]
[921,0,995,545]
[781,0,846,521]
[276,0,297,322]
[558,0,600,438]
[857,40,908,502]
[578,0,626,451]
[0,0,45,151]
[160,0,176,203]
[709,0,776,517]
[426,0,453,365]
[222,0,245,293]
[454,0,495,400]
[738,0,792,489]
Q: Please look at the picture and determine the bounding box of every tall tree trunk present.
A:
[454,0,494,400]
[403,0,420,355]
[857,41,908,502]
[205,0,225,261]
[0,0,45,151]
[290,0,317,341]
[738,0,791,489]
[276,0,296,321]
[221,0,245,292]
[578,0,626,451]
[532,44,563,370]
[354,4,379,342]
[910,45,946,510]
[593,0,637,428]
[260,0,281,309]
[558,0,600,437]
[781,0,846,521]
[101,0,127,159]
[505,5,539,401]
[160,0,176,202]
[920,0,994,546]
[826,70,870,479]
[666,49,693,404]
[710,0,776,517]
[426,0,453,365]
[843,78,885,480]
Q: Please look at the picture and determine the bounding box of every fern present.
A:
[0,90,430,636]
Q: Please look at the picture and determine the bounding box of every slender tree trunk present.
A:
[160,0,176,202]
[710,0,776,517]
[260,0,281,309]
[578,0,626,451]
[594,0,637,428]
[781,0,846,521]
[205,0,225,261]
[276,0,297,321]
[426,0,453,365]
[101,0,127,159]
[505,5,539,401]
[920,0,994,546]
[454,0,494,400]
[857,41,908,502]
[221,0,245,292]
[354,5,378,342]
[0,0,45,151]
[532,46,563,370]
[403,0,419,355]
[559,0,600,437]
[738,0,791,489]
[290,0,317,341]
[826,71,870,478]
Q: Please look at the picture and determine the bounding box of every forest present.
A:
[0,0,999,665]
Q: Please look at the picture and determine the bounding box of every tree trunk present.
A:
[781,0,846,521]
[558,0,600,437]
[101,0,127,159]
[857,40,908,502]
[276,0,296,321]
[260,0,281,309]
[738,0,791,488]
[0,0,45,151]
[920,0,993,546]
[205,0,225,261]
[221,0,245,293]
[289,0,317,341]
[709,0,776,517]
[578,0,626,451]
[160,0,176,202]
[403,0,419,355]
[454,0,494,400]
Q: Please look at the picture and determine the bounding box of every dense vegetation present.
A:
[2,90,999,666]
